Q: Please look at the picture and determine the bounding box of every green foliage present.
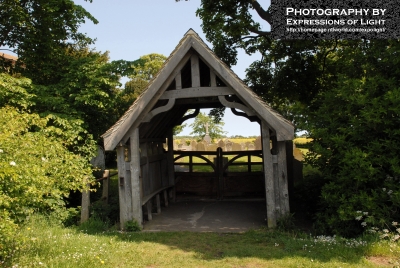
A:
[29,49,123,141]
[196,0,269,67]
[118,53,167,113]
[129,53,167,81]
[0,73,34,109]
[0,210,21,265]
[189,112,226,141]
[196,1,400,237]
[306,40,400,237]
[0,106,96,261]
[125,220,142,232]
[0,106,95,221]
[0,0,97,84]
[276,213,296,232]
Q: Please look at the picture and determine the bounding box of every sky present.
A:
[74,0,268,137]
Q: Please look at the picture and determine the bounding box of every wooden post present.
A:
[129,128,143,226]
[163,190,169,207]
[271,136,280,217]
[116,144,132,230]
[167,129,175,185]
[217,147,224,200]
[146,199,153,221]
[80,183,90,223]
[102,170,110,204]
[277,141,290,216]
[156,194,161,214]
[261,121,276,228]
[191,54,200,87]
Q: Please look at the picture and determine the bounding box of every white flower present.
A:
[361,222,367,227]
[355,216,363,221]
[363,212,368,215]
[9,161,16,166]
[387,190,393,195]
[392,222,398,226]
[356,211,362,213]
[0,149,3,153]
[41,157,47,162]
[383,229,389,233]
[382,188,386,191]
[396,228,400,233]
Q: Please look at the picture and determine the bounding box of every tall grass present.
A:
[9,215,400,268]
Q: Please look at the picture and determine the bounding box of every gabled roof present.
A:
[102,29,294,151]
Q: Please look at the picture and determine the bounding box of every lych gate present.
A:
[102,29,294,229]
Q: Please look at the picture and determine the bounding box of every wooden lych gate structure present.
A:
[102,29,294,229]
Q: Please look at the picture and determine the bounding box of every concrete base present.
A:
[142,200,266,233]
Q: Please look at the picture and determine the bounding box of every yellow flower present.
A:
[101,260,105,264]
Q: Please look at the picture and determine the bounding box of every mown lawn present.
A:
[11,216,400,268]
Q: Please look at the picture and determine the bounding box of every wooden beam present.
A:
[175,72,182,90]
[105,49,194,150]
[210,71,217,87]
[159,87,233,100]
[175,108,199,126]
[191,54,200,87]
[218,95,256,116]
[129,128,143,226]
[261,121,276,228]
[191,40,294,141]
[142,98,176,123]
[231,108,260,123]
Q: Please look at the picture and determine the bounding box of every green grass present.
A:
[10,215,400,268]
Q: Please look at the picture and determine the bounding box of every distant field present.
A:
[293,137,313,144]
[174,138,256,145]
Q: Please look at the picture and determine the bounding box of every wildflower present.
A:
[274,243,279,247]
[0,149,3,153]
[9,161,16,166]
[392,222,398,226]
[361,222,367,227]
[101,260,105,264]
[382,188,386,191]
[396,228,400,233]
[363,212,368,215]
[41,157,47,162]
[355,216,362,221]
[383,229,389,233]
[356,211,362,213]
[387,190,393,195]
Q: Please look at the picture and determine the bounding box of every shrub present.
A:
[0,106,96,261]
[306,40,400,236]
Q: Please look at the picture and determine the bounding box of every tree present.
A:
[30,48,124,142]
[0,73,96,262]
[195,0,270,67]
[306,40,400,236]
[0,0,98,85]
[119,53,167,112]
[189,112,226,141]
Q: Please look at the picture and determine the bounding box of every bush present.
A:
[306,40,400,237]
[0,106,96,261]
